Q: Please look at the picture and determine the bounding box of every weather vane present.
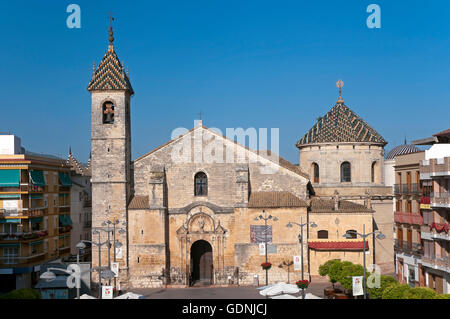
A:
[336,79,344,103]
[108,12,115,45]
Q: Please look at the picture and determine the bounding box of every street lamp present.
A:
[254,210,278,286]
[342,224,385,299]
[286,216,317,299]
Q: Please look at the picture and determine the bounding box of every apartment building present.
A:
[67,149,92,262]
[0,135,72,292]
[414,129,450,294]
[392,148,425,286]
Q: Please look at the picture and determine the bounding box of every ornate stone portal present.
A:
[176,206,227,285]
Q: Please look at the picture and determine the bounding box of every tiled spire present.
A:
[296,102,387,146]
[87,25,134,94]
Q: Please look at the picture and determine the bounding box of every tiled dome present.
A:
[386,144,420,160]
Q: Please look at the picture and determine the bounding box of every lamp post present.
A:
[40,241,86,299]
[286,216,317,299]
[343,224,385,299]
[254,210,278,286]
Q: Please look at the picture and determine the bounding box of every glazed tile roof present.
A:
[308,240,368,251]
[87,44,133,94]
[67,149,91,177]
[296,102,387,147]
[248,191,308,208]
[385,144,421,160]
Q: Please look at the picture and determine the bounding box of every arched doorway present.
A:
[190,240,213,286]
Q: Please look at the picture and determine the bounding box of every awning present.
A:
[0,194,21,199]
[58,193,69,197]
[58,235,68,240]
[0,243,20,248]
[30,194,43,199]
[29,170,46,187]
[0,219,21,224]
[30,240,43,246]
[59,215,72,226]
[30,217,43,223]
[58,172,72,187]
[0,169,20,187]
[308,241,369,251]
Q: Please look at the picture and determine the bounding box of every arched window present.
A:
[317,230,328,239]
[102,101,115,124]
[371,161,377,183]
[194,172,208,196]
[345,230,357,239]
[340,162,351,182]
[311,163,319,183]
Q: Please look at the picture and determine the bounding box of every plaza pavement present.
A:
[132,277,331,299]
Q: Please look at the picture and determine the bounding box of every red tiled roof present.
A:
[308,241,369,251]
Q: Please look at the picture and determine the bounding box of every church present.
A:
[88,27,391,289]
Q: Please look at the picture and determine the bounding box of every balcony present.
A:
[0,230,48,242]
[394,211,423,226]
[431,192,450,208]
[0,208,45,219]
[83,220,92,228]
[420,157,450,178]
[421,224,449,241]
[421,255,450,273]
[394,239,423,255]
[0,251,47,266]
[58,226,72,234]
[394,184,401,195]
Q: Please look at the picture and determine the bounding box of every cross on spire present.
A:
[198,111,203,120]
[336,79,344,103]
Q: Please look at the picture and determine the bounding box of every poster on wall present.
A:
[111,262,119,278]
[259,243,265,256]
[352,276,363,296]
[250,225,272,244]
[293,256,301,271]
[116,247,123,259]
[102,286,113,299]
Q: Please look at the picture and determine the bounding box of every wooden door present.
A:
[407,229,412,250]
[200,250,213,283]
[435,276,444,294]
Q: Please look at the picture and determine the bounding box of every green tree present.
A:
[338,261,364,291]
[319,259,342,289]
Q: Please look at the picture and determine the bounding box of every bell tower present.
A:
[88,24,133,286]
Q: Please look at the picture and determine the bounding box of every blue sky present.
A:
[0,1,449,163]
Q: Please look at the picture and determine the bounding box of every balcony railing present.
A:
[0,230,48,241]
[431,192,450,208]
[394,184,401,195]
[0,208,45,219]
[58,226,72,234]
[84,220,92,228]
[422,255,450,272]
[420,157,450,178]
[0,251,47,265]
[394,211,423,226]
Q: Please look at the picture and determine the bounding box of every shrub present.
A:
[0,288,42,299]
[381,283,411,299]
[404,287,438,299]
[436,294,450,299]
[339,262,364,292]
[366,275,397,299]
